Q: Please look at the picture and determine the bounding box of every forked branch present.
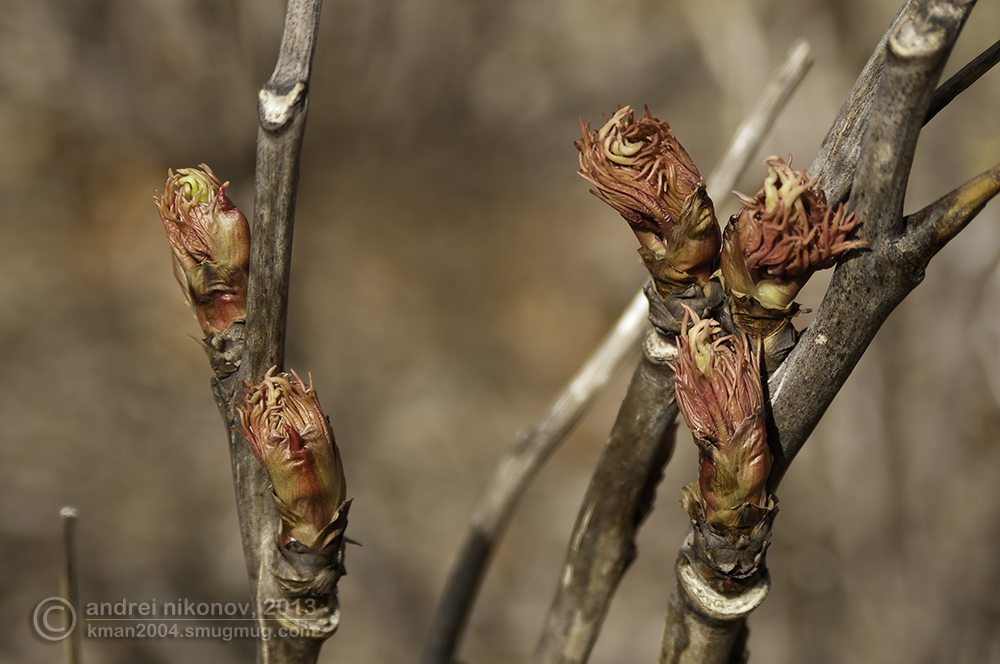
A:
[421,39,814,664]
[662,2,990,662]
[767,0,977,488]
[530,43,817,664]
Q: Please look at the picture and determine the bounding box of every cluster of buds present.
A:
[154,165,250,337]
[238,368,347,550]
[576,106,720,298]
[722,157,863,363]
[672,309,770,531]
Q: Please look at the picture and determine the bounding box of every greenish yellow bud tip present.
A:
[154,164,251,335]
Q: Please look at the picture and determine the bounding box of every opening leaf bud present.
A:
[722,156,864,310]
[576,105,721,289]
[237,368,347,549]
[155,164,250,335]
[672,308,769,529]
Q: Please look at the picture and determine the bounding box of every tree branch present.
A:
[807,0,917,202]
[244,0,322,382]
[767,0,975,489]
[925,37,1000,123]
[659,2,983,661]
[809,0,995,206]
[208,2,328,663]
[533,336,680,664]
[421,40,813,664]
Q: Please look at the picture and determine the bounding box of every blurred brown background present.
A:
[3,0,1000,662]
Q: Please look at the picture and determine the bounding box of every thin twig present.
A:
[60,507,81,664]
[925,37,1000,123]
[421,39,814,664]
[420,288,648,664]
[896,162,1000,262]
[706,38,813,207]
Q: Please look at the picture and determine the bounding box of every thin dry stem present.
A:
[707,38,813,215]
[925,37,1000,122]
[60,507,81,664]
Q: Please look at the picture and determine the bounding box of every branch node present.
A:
[259,81,309,132]
[676,554,770,622]
[890,16,946,60]
[643,329,678,366]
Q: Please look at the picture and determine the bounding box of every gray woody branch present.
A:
[660,1,1000,662]
[209,2,329,664]
[768,0,978,487]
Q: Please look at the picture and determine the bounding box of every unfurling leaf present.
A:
[155,164,250,335]
[238,368,347,549]
[672,309,769,529]
[722,156,864,310]
[576,106,721,289]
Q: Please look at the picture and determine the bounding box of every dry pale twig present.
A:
[706,39,813,212]
[60,507,81,664]
[420,291,649,664]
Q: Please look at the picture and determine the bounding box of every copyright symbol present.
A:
[32,597,76,641]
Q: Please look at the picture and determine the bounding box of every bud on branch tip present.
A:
[722,156,864,310]
[576,105,721,290]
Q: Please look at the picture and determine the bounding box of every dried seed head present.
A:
[672,309,769,527]
[238,368,347,548]
[155,164,250,334]
[576,106,720,285]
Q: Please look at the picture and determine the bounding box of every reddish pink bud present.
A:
[576,106,720,285]
[722,156,864,309]
[155,165,250,334]
[673,309,769,528]
[238,368,347,548]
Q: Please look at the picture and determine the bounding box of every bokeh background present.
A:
[4,0,1000,662]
